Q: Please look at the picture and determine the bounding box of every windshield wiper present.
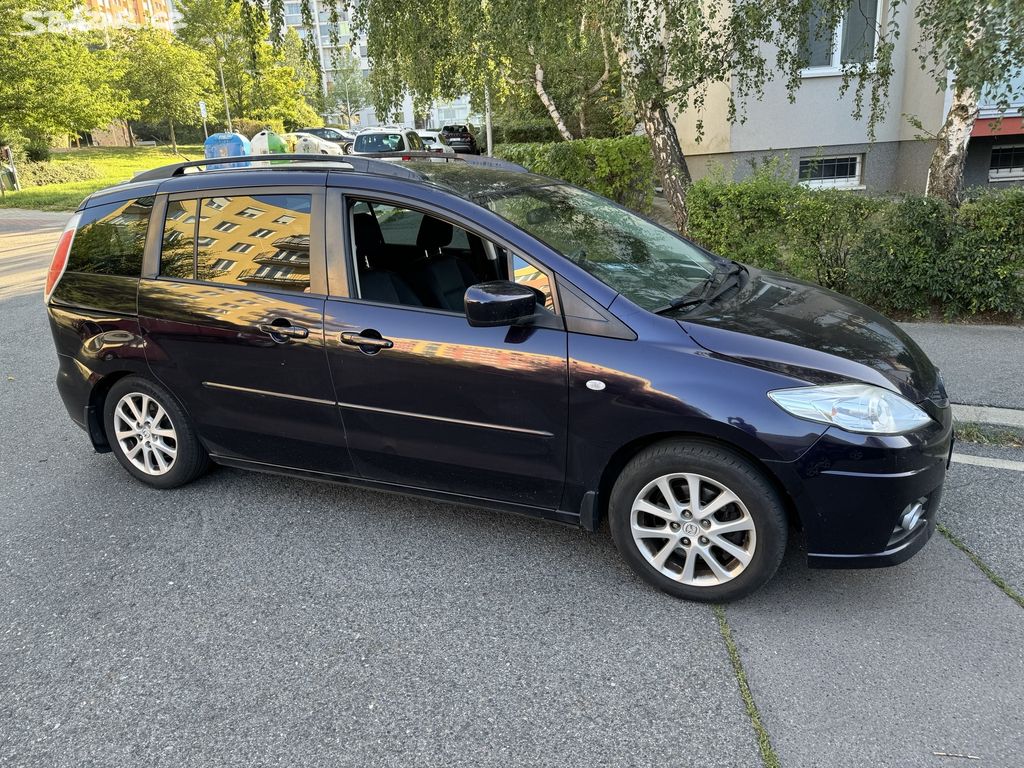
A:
[655,261,746,315]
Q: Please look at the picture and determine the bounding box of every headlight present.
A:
[767,383,932,434]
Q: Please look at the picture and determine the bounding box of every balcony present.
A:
[237,268,310,287]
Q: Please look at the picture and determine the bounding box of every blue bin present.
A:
[203,132,252,167]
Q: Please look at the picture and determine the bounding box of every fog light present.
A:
[900,501,926,531]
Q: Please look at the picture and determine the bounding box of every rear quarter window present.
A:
[68,197,153,277]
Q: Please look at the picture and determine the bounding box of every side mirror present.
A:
[465,281,537,327]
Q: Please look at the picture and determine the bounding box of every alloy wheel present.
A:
[630,472,756,586]
[112,392,178,476]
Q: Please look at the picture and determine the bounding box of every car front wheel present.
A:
[103,375,209,489]
[609,440,787,602]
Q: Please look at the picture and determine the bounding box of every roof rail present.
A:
[130,154,424,183]
[355,150,528,173]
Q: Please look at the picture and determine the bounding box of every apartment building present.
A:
[281,0,474,127]
[82,0,173,30]
[674,0,1024,193]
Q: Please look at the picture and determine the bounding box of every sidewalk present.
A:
[900,322,1024,412]
[0,208,70,300]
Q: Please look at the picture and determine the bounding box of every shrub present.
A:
[491,122,563,144]
[231,118,287,139]
[687,164,800,273]
[494,136,654,210]
[850,196,955,315]
[17,159,102,188]
[939,188,1024,317]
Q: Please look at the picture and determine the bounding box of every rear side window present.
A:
[67,197,153,277]
[159,194,313,293]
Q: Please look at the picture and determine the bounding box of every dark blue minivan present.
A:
[44,154,952,601]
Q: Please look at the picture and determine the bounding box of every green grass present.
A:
[714,605,781,768]
[953,421,1024,448]
[0,145,204,211]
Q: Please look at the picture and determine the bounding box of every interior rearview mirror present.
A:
[464,281,537,327]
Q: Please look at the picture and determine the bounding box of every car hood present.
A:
[678,269,944,404]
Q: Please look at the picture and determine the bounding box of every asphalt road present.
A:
[2,209,1023,767]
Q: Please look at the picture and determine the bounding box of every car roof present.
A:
[79,154,554,211]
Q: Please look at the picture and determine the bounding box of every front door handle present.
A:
[258,322,309,341]
[340,331,394,352]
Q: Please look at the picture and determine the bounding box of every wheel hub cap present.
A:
[630,472,757,587]
[113,392,178,476]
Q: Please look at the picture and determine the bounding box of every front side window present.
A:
[159,194,312,292]
[66,197,153,277]
[801,0,880,71]
[348,198,515,313]
[486,184,715,311]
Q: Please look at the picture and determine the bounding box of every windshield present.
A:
[485,184,717,310]
[353,133,404,152]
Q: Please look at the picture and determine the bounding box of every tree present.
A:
[914,0,1024,204]
[0,0,130,143]
[323,51,371,127]
[117,29,213,152]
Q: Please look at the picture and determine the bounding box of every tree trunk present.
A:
[925,82,978,205]
[640,100,692,232]
[529,45,574,141]
[580,29,611,138]
[169,118,177,154]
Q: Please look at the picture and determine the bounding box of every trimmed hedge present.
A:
[17,159,102,188]
[686,167,1024,319]
[494,136,655,211]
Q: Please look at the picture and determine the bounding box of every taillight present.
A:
[44,211,80,304]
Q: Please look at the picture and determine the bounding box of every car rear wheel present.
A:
[609,440,787,602]
[103,376,209,489]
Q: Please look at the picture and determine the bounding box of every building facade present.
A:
[82,0,173,30]
[281,0,475,128]
[674,0,1024,194]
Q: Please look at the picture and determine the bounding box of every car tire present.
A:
[609,439,787,602]
[103,375,209,489]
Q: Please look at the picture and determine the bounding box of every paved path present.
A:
[900,322,1024,411]
[0,209,69,301]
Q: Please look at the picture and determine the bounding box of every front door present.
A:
[139,189,351,474]
[323,195,568,508]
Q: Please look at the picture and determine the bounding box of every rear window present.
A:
[353,133,404,152]
[442,125,467,133]
[67,197,153,277]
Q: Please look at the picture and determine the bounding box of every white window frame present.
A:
[801,0,884,78]
[988,143,1024,182]
[798,154,865,189]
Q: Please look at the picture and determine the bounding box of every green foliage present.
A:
[852,196,955,315]
[16,159,102,187]
[938,189,1024,317]
[686,167,1024,319]
[231,118,287,138]
[686,163,800,272]
[490,122,564,144]
[494,137,654,210]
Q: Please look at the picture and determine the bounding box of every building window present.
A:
[206,197,229,210]
[989,145,1024,181]
[250,228,275,238]
[196,236,217,247]
[238,206,264,219]
[274,215,296,225]
[213,220,238,232]
[798,155,863,188]
[228,242,254,254]
[801,0,881,73]
[208,258,236,272]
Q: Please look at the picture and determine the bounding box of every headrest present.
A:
[352,211,384,265]
[416,215,454,252]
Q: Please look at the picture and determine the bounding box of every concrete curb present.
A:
[952,404,1024,429]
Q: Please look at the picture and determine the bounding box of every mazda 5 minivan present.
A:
[44,153,953,601]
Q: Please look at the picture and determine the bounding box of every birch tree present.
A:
[914,0,1024,204]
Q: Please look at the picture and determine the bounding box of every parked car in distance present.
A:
[301,126,356,144]
[439,124,479,154]
[282,132,344,155]
[44,154,952,603]
[417,130,455,154]
[349,128,425,155]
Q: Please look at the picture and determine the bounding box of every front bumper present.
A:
[766,403,953,569]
